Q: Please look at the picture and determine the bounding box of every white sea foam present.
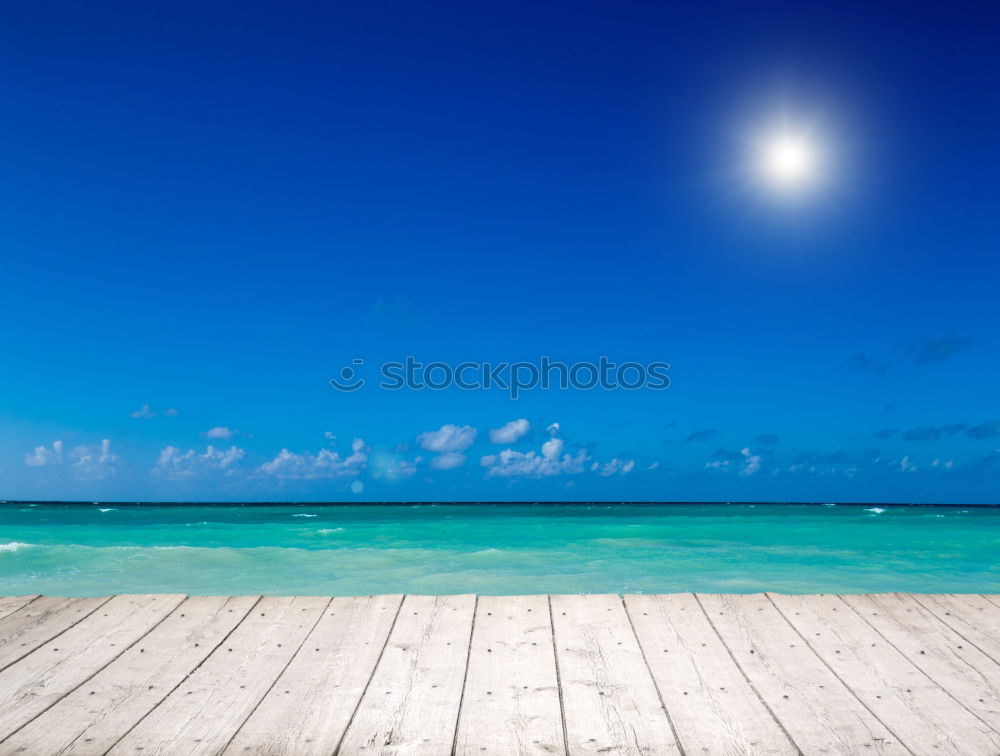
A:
[98,508,116,513]
[292,513,317,518]
[318,528,345,534]
[0,542,32,552]
[864,507,886,514]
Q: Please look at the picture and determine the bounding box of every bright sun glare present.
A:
[757,129,822,194]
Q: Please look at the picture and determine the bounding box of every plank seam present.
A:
[0,595,116,675]
[0,594,189,747]
[547,594,571,756]
[220,596,336,754]
[764,593,917,756]
[692,594,804,756]
[978,594,1000,611]
[855,594,1000,737]
[620,594,687,756]
[911,595,1000,668]
[100,595,264,755]
[450,594,479,756]
[0,595,41,623]
[332,593,406,756]
[897,593,1000,668]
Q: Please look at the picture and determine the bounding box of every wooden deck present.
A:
[0,595,998,755]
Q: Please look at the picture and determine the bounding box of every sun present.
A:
[751,121,828,198]
[758,130,821,193]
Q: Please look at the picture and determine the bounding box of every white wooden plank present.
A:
[107,595,329,756]
[0,595,110,671]
[0,596,39,622]
[771,593,1000,755]
[224,594,403,755]
[839,593,1000,732]
[0,595,258,756]
[984,595,1000,610]
[551,593,679,755]
[624,593,796,756]
[0,593,185,741]
[698,593,907,755]
[0,593,993,755]
[454,594,564,756]
[914,593,1000,662]
[337,594,476,755]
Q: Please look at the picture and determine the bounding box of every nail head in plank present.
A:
[0,595,39,623]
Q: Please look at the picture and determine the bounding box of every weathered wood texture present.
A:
[624,593,796,756]
[0,594,997,756]
[337,594,476,755]
[1,595,257,755]
[551,593,680,755]
[224,594,403,755]
[454,594,564,755]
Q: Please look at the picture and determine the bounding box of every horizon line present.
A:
[3,500,998,508]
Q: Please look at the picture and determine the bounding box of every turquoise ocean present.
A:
[2,503,998,596]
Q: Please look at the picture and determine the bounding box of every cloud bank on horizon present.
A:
[10,393,1000,502]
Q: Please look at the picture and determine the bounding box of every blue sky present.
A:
[1,0,998,503]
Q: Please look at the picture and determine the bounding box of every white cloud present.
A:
[706,447,761,476]
[25,438,121,479]
[900,455,917,473]
[740,447,761,477]
[489,419,530,444]
[546,422,560,435]
[153,445,246,480]
[257,439,367,480]
[130,404,155,419]
[131,404,177,419]
[205,426,236,440]
[26,440,63,467]
[431,452,466,470]
[324,431,336,440]
[373,455,421,479]
[481,432,590,479]
[417,424,477,453]
[647,461,660,470]
[594,458,636,476]
[541,437,564,459]
[70,439,121,480]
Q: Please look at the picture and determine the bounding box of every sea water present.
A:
[1,503,998,596]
